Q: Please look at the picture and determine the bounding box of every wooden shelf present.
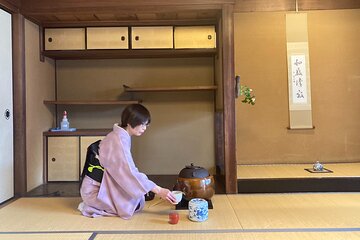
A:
[43,100,140,105]
[123,85,217,92]
[43,128,111,136]
[42,49,217,60]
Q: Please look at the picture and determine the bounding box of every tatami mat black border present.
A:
[238,177,360,193]
[2,227,360,235]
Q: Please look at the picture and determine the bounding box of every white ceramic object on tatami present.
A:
[172,191,183,204]
[188,198,208,222]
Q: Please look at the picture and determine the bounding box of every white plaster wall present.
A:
[25,19,55,191]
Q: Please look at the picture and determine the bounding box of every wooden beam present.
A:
[0,0,20,12]
[21,0,233,16]
[20,0,235,10]
[40,18,218,28]
[235,0,295,12]
[234,0,360,12]
[298,0,360,10]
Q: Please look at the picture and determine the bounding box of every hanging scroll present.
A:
[286,13,313,129]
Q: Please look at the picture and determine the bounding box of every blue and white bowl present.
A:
[188,198,208,222]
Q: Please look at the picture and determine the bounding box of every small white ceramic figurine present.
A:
[313,161,324,171]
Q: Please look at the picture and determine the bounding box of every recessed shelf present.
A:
[43,100,141,105]
[123,85,217,92]
[43,128,112,136]
[41,49,217,60]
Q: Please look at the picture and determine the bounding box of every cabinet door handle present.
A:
[121,36,126,41]
[52,158,56,162]
[135,36,140,41]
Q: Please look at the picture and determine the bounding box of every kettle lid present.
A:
[178,163,209,178]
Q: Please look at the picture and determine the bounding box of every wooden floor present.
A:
[237,163,360,179]
[1,193,360,240]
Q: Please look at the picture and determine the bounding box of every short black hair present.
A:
[120,104,151,128]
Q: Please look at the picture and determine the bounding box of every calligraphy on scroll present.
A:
[291,55,307,104]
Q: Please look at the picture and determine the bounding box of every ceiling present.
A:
[5,0,360,27]
[24,9,221,27]
[19,0,227,26]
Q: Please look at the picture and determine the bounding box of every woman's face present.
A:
[126,123,148,136]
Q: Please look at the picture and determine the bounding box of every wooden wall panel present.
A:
[299,0,360,10]
[235,0,295,12]
[235,0,360,12]
[234,9,360,165]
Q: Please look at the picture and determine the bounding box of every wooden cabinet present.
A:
[87,27,129,49]
[174,26,216,49]
[42,25,216,57]
[131,26,173,49]
[44,28,86,50]
[45,132,108,182]
[47,136,79,181]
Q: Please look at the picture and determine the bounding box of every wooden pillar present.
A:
[12,13,27,196]
[222,4,236,193]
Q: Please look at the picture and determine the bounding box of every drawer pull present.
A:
[208,35,212,40]
[135,36,139,41]
[121,36,126,41]
[48,37,53,42]
[52,158,56,162]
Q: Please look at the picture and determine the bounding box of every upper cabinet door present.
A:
[87,27,129,49]
[45,28,85,50]
[131,26,173,49]
[174,26,216,49]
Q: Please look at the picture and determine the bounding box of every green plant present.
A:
[239,85,256,105]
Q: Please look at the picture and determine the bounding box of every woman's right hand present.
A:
[153,186,177,204]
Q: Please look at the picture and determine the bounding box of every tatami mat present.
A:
[0,233,92,240]
[228,193,360,229]
[0,195,240,233]
[237,163,360,179]
[1,193,360,240]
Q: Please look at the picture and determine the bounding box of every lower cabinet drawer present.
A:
[47,136,79,181]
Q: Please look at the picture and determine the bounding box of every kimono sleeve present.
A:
[99,133,156,199]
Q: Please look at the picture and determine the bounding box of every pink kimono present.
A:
[79,124,156,219]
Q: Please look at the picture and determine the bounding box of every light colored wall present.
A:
[25,19,55,191]
[56,58,215,174]
[234,9,360,165]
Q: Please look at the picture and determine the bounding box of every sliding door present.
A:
[0,8,14,203]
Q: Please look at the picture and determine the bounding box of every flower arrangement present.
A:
[239,85,256,105]
[235,75,256,105]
